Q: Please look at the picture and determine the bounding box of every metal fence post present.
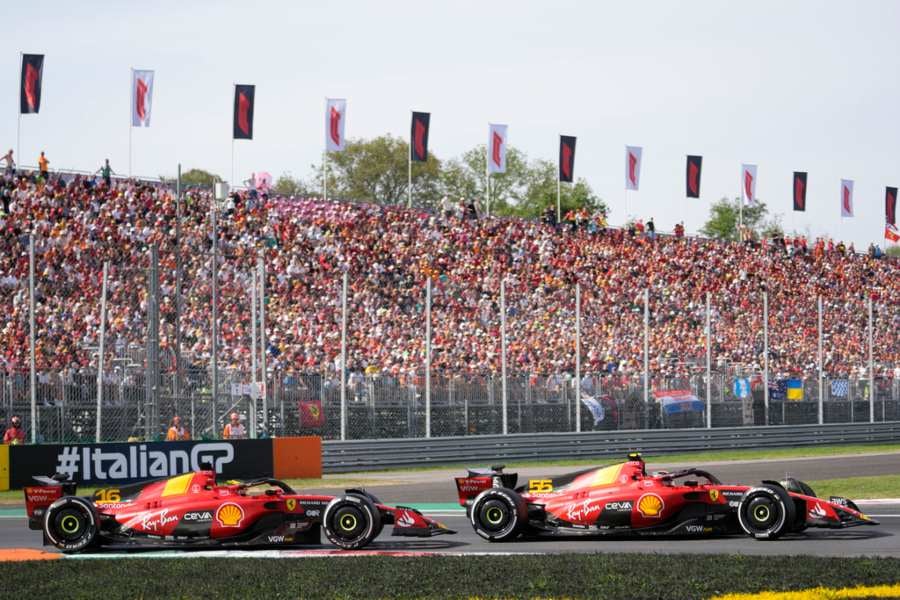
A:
[258,255,267,428]
[95,261,108,442]
[500,278,508,435]
[818,296,824,425]
[425,277,432,438]
[210,200,218,438]
[869,296,874,423]
[706,291,712,429]
[29,234,36,444]
[643,288,649,407]
[340,270,348,440]
[763,290,769,425]
[575,283,581,433]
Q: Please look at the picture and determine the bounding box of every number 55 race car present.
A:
[455,453,877,542]
[24,468,453,553]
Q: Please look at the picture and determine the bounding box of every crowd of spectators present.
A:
[0,165,897,388]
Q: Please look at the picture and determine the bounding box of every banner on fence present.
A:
[9,439,274,487]
[653,390,704,415]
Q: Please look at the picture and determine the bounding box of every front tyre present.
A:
[737,485,796,540]
[43,497,98,553]
[470,488,527,542]
[323,494,381,550]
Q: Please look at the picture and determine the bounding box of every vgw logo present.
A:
[55,443,235,481]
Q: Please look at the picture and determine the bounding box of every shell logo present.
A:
[215,502,245,528]
[637,493,664,518]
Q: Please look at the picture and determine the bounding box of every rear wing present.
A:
[454,466,517,507]
[24,476,77,530]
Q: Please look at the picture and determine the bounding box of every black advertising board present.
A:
[10,439,273,488]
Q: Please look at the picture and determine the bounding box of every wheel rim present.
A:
[54,508,87,542]
[746,496,778,530]
[478,499,511,532]
[331,505,366,540]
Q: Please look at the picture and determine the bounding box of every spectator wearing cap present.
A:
[166,415,190,441]
[3,415,25,445]
[222,412,247,439]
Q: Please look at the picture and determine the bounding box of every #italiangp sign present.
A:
[9,440,273,488]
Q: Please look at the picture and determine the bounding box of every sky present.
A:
[2,0,900,247]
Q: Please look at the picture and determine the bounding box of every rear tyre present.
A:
[470,488,527,542]
[323,494,382,550]
[737,485,796,540]
[43,497,98,553]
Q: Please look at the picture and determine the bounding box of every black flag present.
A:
[233,85,255,140]
[887,187,897,226]
[793,172,808,212]
[20,54,44,114]
[686,155,703,198]
[410,112,430,162]
[559,136,576,182]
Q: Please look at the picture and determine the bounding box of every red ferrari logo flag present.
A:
[325,98,346,152]
[488,124,508,174]
[20,54,44,114]
[741,164,757,204]
[886,224,900,244]
[625,145,642,190]
[686,155,702,198]
[840,179,854,217]
[233,84,255,140]
[793,172,807,212]
[559,135,576,182]
[410,112,430,162]
[300,400,325,428]
[886,186,897,226]
[131,70,154,127]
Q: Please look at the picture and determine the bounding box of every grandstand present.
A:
[0,168,898,440]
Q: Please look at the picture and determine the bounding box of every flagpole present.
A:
[556,178,561,224]
[485,144,490,217]
[407,117,412,209]
[128,68,133,178]
[17,52,22,164]
[324,150,329,202]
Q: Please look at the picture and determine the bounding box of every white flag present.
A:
[487,124,508,174]
[325,98,346,152]
[741,164,757,204]
[131,70,154,127]
[841,179,854,217]
[625,145,642,190]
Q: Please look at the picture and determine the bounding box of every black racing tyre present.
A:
[348,492,384,538]
[323,494,382,550]
[470,487,527,542]
[43,496,98,553]
[737,485,796,540]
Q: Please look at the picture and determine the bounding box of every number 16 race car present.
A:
[455,453,877,542]
[24,467,453,553]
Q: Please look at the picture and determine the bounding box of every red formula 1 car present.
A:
[455,453,877,542]
[24,469,453,553]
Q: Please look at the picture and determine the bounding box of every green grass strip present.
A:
[4,554,900,599]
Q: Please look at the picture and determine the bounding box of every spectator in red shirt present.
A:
[3,416,25,445]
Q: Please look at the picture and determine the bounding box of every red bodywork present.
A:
[456,458,877,539]
[26,470,451,551]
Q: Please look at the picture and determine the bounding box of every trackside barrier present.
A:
[7,436,321,488]
[0,446,8,491]
[321,422,900,473]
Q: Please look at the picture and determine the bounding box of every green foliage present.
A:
[7,555,900,599]
[511,159,604,219]
[178,168,222,188]
[311,135,443,207]
[886,246,900,257]
[272,173,308,197]
[701,197,781,241]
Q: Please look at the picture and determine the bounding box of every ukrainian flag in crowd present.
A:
[786,378,804,401]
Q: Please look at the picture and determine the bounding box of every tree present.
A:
[310,135,443,207]
[179,169,222,188]
[512,159,605,219]
[440,145,531,215]
[440,145,606,219]
[273,173,309,197]
[886,246,900,258]
[701,197,781,241]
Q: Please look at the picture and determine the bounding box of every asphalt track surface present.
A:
[3,453,900,558]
